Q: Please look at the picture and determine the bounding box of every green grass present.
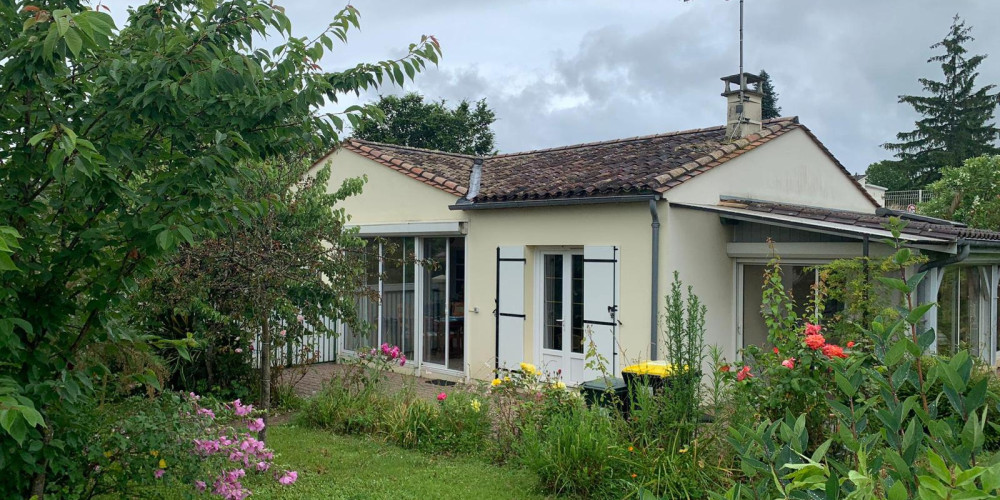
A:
[256,425,551,499]
[128,424,550,499]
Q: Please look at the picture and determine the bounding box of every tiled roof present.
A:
[340,117,878,206]
[722,199,1000,243]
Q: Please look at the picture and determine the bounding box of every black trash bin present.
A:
[580,376,629,417]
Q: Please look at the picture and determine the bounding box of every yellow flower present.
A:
[103,451,113,459]
[503,376,511,383]
[519,362,538,376]
[628,446,634,452]
[491,378,502,387]
[553,381,566,390]
[150,450,159,457]
[158,459,167,469]
[678,446,688,454]
[470,399,482,413]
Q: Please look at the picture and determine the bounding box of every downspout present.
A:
[918,239,971,273]
[649,199,660,359]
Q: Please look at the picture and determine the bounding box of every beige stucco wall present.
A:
[463,203,655,380]
[316,148,467,224]
[665,128,878,212]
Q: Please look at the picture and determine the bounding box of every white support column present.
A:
[989,265,1000,366]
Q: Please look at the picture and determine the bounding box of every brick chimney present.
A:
[721,72,763,140]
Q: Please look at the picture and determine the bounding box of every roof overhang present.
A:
[450,194,661,211]
[670,201,960,253]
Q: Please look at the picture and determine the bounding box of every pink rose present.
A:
[736,366,753,382]
[279,329,286,337]
[781,358,796,369]
[234,348,243,354]
[804,323,822,336]
[805,334,826,350]
[437,392,447,402]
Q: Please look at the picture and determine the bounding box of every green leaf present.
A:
[64,28,83,57]
[887,480,908,500]
[156,229,173,250]
[176,226,195,246]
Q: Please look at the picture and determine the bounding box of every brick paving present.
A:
[278,361,480,402]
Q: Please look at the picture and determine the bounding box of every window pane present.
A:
[959,267,985,357]
[422,238,447,366]
[571,254,585,354]
[344,239,379,352]
[544,255,563,351]
[447,237,465,371]
[789,266,815,320]
[937,267,958,354]
[742,265,769,349]
[381,238,415,360]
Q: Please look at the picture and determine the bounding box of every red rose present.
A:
[805,334,826,350]
[822,344,847,359]
[804,323,822,336]
[719,365,731,373]
[846,341,855,348]
[736,365,753,382]
[772,347,779,354]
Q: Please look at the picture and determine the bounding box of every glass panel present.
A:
[344,239,380,352]
[996,270,1000,357]
[959,267,984,357]
[543,254,563,351]
[741,265,769,349]
[422,238,447,366]
[571,254,585,354]
[789,265,815,320]
[381,238,415,359]
[937,267,958,355]
[447,237,465,371]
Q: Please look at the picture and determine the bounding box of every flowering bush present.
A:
[91,392,296,499]
[486,361,581,462]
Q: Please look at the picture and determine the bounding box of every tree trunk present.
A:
[30,425,53,498]
[259,315,271,443]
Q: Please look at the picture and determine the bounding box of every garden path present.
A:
[282,362,478,403]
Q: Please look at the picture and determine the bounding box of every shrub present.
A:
[519,405,624,497]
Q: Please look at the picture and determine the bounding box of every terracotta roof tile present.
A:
[334,117,877,206]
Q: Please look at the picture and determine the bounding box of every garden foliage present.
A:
[716,218,1000,499]
[0,1,440,495]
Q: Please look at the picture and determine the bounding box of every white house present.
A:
[312,74,1000,384]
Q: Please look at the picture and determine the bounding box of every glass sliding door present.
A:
[382,238,415,359]
[344,238,380,352]
[422,237,465,371]
[937,266,987,356]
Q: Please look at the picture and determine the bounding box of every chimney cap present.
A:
[720,72,763,86]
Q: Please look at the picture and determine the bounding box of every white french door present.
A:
[539,251,587,384]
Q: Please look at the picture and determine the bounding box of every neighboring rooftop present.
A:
[339,117,875,206]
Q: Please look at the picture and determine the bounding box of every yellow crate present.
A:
[621,360,689,377]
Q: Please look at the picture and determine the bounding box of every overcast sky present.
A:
[103,0,1000,172]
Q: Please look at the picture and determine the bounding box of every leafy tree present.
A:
[758,69,782,120]
[142,157,371,442]
[881,16,1000,189]
[863,159,913,192]
[0,1,439,495]
[922,155,1000,229]
[353,92,497,155]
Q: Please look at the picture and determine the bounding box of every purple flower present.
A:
[197,407,216,420]
[256,461,270,472]
[154,469,164,479]
[195,480,207,492]
[247,418,265,432]
[278,470,298,485]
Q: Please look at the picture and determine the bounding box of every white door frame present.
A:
[532,247,584,381]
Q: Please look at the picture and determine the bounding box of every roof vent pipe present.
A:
[466,158,483,201]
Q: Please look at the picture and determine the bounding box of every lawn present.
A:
[136,424,552,500]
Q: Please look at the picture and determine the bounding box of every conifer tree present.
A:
[881,16,1000,188]
[759,69,782,120]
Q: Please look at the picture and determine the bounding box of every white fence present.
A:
[883,190,934,211]
[251,315,340,368]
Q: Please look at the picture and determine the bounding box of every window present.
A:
[937,266,987,356]
[343,237,415,358]
[740,263,835,349]
[422,237,465,371]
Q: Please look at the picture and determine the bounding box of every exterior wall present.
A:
[316,148,467,224]
[463,203,654,381]
[665,128,878,212]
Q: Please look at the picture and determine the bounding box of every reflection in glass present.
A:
[937,267,986,356]
[344,239,379,351]
[423,238,447,367]
[571,255,585,354]
[543,255,563,351]
[381,238,415,359]
[447,237,465,371]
